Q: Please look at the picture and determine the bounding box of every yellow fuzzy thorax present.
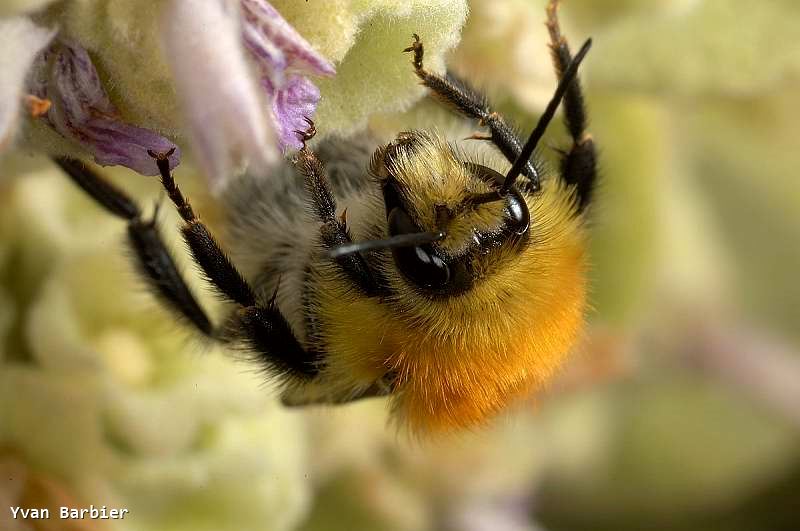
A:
[317,133,588,434]
[383,133,510,251]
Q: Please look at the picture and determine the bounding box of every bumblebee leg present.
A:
[236,306,320,377]
[54,157,213,336]
[293,120,385,296]
[147,151,322,378]
[148,149,257,307]
[404,35,541,191]
[547,0,597,213]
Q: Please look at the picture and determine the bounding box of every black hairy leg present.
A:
[58,153,322,380]
[148,148,257,308]
[547,0,597,213]
[146,149,322,377]
[403,35,542,192]
[292,120,385,296]
[237,306,319,377]
[54,157,213,336]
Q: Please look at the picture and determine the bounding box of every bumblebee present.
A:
[55,2,596,433]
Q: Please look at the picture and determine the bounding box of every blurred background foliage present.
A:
[1,1,799,530]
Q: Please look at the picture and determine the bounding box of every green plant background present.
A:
[1,1,799,530]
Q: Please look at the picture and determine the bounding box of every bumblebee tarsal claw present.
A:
[295,117,317,148]
[146,147,176,161]
[403,33,424,71]
[465,133,493,141]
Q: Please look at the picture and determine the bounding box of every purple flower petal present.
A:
[242,22,287,82]
[81,118,180,173]
[239,1,335,153]
[240,0,335,78]
[264,74,321,150]
[35,40,180,176]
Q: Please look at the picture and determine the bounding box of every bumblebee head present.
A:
[368,130,531,296]
[353,129,589,433]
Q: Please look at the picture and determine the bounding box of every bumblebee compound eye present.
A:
[393,245,451,289]
[388,207,451,289]
[505,189,530,236]
[464,164,530,238]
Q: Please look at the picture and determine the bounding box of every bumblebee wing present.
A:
[314,133,379,194]
[280,376,394,407]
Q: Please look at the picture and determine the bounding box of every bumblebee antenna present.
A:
[501,37,592,195]
[327,231,446,259]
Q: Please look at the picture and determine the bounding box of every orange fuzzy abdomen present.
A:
[381,242,588,433]
[390,282,586,432]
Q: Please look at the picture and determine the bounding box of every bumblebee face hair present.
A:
[54,1,597,434]
[369,131,531,296]
[343,35,592,299]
